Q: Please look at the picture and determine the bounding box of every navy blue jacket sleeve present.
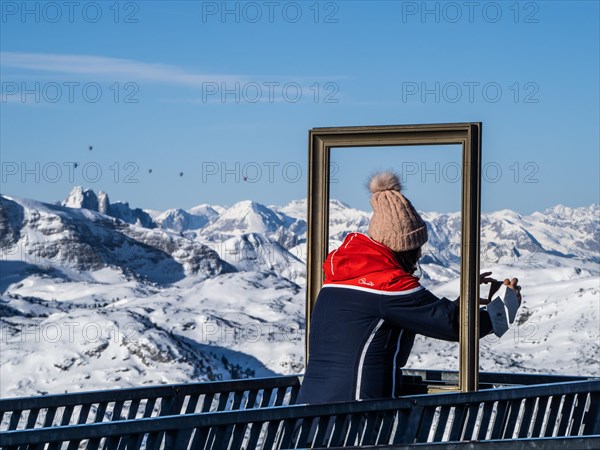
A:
[379,289,493,342]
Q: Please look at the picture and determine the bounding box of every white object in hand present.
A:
[486,285,520,337]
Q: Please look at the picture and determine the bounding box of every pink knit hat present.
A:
[367,171,428,252]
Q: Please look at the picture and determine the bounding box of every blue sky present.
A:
[1,0,598,214]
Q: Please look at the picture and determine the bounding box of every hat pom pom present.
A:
[368,171,402,194]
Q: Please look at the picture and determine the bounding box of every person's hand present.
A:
[479,271,496,285]
[479,272,502,304]
[504,278,522,304]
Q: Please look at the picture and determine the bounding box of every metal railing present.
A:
[1,379,598,449]
[397,370,593,396]
[321,436,600,449]
[2,371,588,434]
[0,375,301,433]
[401,370,591,387]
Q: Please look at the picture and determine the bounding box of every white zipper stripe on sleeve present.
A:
[355,319,385,400]
[329,247,338,275]
[344,233,357,248]
[330,233,356,276]
[391,329,404,397]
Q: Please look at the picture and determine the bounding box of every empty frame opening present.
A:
[329,144,463,372]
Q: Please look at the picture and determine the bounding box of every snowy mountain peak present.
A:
[188,204,222,218]
[329,198,353,209]
[226,200,277,217]
[61,187,156,229]
[155,208,215,232]
[97,191,110,215]
[63,186,99,210]
[540,203,599,220]
[486,209,524,221]
[276,199,307,221]
[196,200,302,249]
[1,194,234,282]
[206,200,286,235]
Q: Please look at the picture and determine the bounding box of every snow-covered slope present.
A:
[408,267,599,375]
[1,189,598,398]
[0,267,304,397]
[211,233,305,285]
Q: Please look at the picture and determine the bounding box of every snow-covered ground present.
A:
[0,188,598,398]
[410,263,599,375]
[0,267,304,397]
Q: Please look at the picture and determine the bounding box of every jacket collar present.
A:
[323,233,422,293]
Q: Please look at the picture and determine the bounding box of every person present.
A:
[297,171,522,404]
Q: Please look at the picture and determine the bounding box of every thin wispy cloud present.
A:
[0,52,346,88]
[0,52,246,86]
[0,93,50,106]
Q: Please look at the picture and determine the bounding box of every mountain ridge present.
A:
[0,188,597,398]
